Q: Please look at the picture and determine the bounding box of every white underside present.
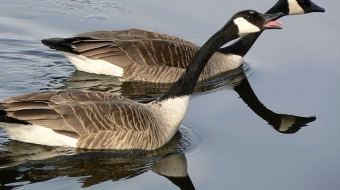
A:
[60,51,123,76]
[0,123,78,147]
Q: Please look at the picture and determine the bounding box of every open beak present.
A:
[261,12,284,29]
[305,1,325,13]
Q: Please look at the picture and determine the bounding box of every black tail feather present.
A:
[0,109,6,122]
[0,109,30,125]
[41,37,91,54]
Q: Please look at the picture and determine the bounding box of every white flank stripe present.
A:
[288,0,304,15]
[233,17,260,36]
[0,123,77,147]
[60,52,123,76]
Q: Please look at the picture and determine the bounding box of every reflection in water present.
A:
[232,69,316,133]
[59,63,249,102]
[153,153,195,190]
[0,37,73,97]
[0,131,195,190]
[60,62,316,133]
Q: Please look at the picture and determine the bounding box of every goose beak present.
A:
[262,12,284,29]
[305,2,325,13]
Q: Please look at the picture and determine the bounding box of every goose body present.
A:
[44,29,242,83]
[1,10,284,150]
[42,0,324,83]
[0,91,188,149]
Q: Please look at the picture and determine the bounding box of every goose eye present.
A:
[247,11,255,19]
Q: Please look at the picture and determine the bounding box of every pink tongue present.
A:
[264,20,284,28]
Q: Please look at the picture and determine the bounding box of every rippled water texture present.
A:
[0,0,339,189]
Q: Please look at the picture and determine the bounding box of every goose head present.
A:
[273,0,325,15]
[232,10,284,36]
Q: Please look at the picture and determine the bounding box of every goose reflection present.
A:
[231,67,316,133]
[57,64,246,102]
[60,63,316,133]
[0,131,195,190]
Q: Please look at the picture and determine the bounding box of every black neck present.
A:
[159,22,239,101]
[267,0,289,15]
[219,0,288,57]
[233,73,280,124]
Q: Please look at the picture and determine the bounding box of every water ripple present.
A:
[47,0,136,13]
[242,61,256,79]
[0,5,65,19]
[0,37,74,99]
[180,122,213,158]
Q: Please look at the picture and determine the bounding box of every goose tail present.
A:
[0,107,29,125]
[0,109,6,123]
[41,37,79,54]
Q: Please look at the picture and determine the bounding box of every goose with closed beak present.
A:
[0,10,284,150]
[42,0,324,83]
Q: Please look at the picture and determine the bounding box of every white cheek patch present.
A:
[288,0,304,15]
[233,17,260,36]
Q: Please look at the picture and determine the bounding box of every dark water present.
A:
[0,0,339,189]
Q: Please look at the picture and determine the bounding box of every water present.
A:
[0,0,339,189]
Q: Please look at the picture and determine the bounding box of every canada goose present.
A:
[0,10,284,150]
[42,0,324,83]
